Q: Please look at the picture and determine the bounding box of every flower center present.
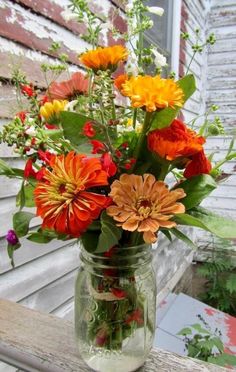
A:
[59,184,66,194]
[137,198,152,218]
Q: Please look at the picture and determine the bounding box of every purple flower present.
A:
[6,230,19,245]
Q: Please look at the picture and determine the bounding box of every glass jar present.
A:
[74,244,156,372]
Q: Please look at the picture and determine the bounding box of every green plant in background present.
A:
[197,237,236,316]
[178,315,236,368]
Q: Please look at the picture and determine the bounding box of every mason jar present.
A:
[74,244,156,372]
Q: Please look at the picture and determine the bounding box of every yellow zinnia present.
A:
[40,99,68,121]
[119,75,184,112]
[106,173,186,244]
[80,45,128,72]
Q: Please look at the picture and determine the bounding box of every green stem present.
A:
[186,52,196,75]
[158,163,170,181]
[133,112,153,162]
[133,109,137,129]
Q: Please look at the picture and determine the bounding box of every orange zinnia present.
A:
[106,174,186,243]
[119,75,184,112]
[184,150,212,178]
[34,151,110,237]
[80,45,128,72]
[47,72,89,100]
[148,119,205,161]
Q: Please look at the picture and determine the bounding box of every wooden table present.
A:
[0,299,229,371]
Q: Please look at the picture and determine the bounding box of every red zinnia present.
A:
[184,150,212,178]
[47,72,89,100]
[148,119,205,161]
[34,151,110,237]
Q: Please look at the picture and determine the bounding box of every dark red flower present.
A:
[184,150,212,178]
[90,140,105,154]
[95,326,108,347]
[125,308,144,325]
[24,158,37,178]
[122,142,129,149]
[115,149,122,158]
[83,122,96,138]
[124,162,132,170]
[38,149,54,165]
[45,123,58,130]
[40,95,49,105]
[101,153,117,177]
[111,287,127,299]
[21,84,35,97]
[16,111,27,123]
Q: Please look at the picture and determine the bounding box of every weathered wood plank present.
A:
[0,244,79,301]
[0,0,89,66]
[209,6,236,28]
[0,37,79,88]
[0,299,230,371]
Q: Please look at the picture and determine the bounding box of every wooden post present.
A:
[0,299,230,371]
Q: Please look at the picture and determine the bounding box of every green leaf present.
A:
[27,228,68,243]
[0,159,15,176]
[150,74,196,130]
[208,353,236,367]
[171,228,197,249]
[81,231,100,253]
[161,229,172,242]
[177,327,192,336]
[60,111,91,148]
[24,183,36,207]
[7,242,21,268]
[176,175,217,210]
[190,324,210,334]
[96,211,122,253]
[226,274,236,294]
[16,181,25,210]
[27,232,54,243]
[13,211,35,237]
[174,206,236,239]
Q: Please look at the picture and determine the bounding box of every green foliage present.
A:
[177,175,217,210]
[96,212,122,253]
[150,74,196,130]
[60,111,92,149]
[13,211,35,238]
[170,228,197,249]
[16,182,36,209]
[27,228,68,243]
[174,206,236,239]
[197,251,236,316]
[178,317,236,368]
[7,242,21,268]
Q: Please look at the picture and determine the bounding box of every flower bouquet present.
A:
[1,1,236,371]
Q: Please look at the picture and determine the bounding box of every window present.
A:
[144,0,181,75]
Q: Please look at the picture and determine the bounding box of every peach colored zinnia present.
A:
[47,72,89,100]
[107,174,186,243]
[119,75,184,112]
[34,151,110,237]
